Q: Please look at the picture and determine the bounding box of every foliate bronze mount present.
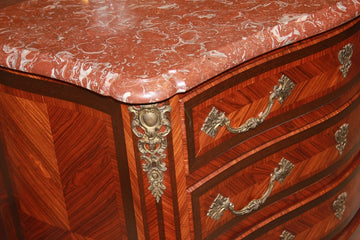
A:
[207,158,294,221]
[201,74,295,138]
[333,192,347,220]
[338,43,353,78]
[129,104,172,203]
[335,123,349,155]
[280,230,296,240]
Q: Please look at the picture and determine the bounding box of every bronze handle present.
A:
[338,43,353,78]
[280,230,296,240]
[207,158,294,221]
[333,192,347,220]
[335,123,349,155]
[201,74,295,138]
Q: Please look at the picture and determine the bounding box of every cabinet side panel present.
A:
[0,164,18,240]
[0,70,135,239]
[47,103,127,239]
[0,93,71,239]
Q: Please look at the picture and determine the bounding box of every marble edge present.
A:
[0,2,359,104]
[111,11,359,103]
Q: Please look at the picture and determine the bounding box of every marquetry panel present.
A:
[214,149,360,240]
[184,25,360,173]
[190,90,360,239]
[0,86,128,239]
[335,210,360,239]
[254,161,360,240]
[19,211,70,240]
[0,93,70,231]
[70,232,94,240]
[187,74,360,186]
[0,167,18,240]
[48,104,125,239]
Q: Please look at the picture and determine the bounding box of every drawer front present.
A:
[187,71,360,186]
[184,20,360,173]
[249,159,360,240]
[190,93,360,240]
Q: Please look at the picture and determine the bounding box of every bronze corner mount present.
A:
[129,104,172,203]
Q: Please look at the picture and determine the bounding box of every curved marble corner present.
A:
[0,0,359,103]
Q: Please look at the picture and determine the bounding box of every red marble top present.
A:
[0,0,359,103]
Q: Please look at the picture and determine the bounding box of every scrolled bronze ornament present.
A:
[333,192,347,220]
[129,104,171,203]
[335,123,349,155]
[338,43,354,78]
[280,230,296,240]
[201,74,295,138]
[207,158,294,221]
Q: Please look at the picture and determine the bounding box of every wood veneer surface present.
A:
[0,90,127,239]
[334,209,360,240]
[184,18,360,174]
[0,69,140,239]
[0,68,191,240]
[190,85,360,239]
[248,155,360,240]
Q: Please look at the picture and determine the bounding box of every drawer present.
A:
[189,92,360,240]
[187,72,360,186]
[247,157,360,240]
[183,22,360,173]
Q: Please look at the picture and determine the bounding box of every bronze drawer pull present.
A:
[335,123,349,155]
[280,230,296,240]
[333,192,347,220]
[338,43,353,78]
[207,158,294,221]
[201,74,295,138]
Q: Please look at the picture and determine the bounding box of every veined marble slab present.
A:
[0,0,359,103]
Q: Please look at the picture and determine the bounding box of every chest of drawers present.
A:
[182,17,360,240]
[0,2,360,240]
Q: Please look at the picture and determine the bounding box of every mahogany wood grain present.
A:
[187,73,360,187]
[0,128,22,240]
[251,157,360,240]
[0,90,128,239]
[0,168,17,240]
[349,215,360,240]
[121,103,146,240]
[231,150,360,240]
[350,224,360,239]
[189,86,360,239]
[181,16,360,105]
[184,23,360,173]
[333,209,360,240]
[0,93,70,232]
[0,70,139,239]
[169,95,192,240]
